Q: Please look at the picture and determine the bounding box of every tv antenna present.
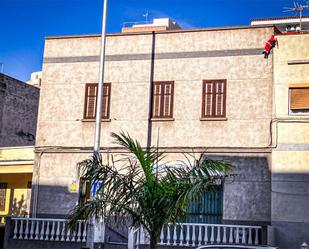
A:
[143,10,149,23]
[121,11,150,28]
[283,1,309,30]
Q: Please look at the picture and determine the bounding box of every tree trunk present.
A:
[150,234,157,249]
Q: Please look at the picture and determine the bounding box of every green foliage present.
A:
[69,131,232,248]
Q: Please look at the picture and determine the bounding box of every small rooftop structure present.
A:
[27,71,42,88]
[122,18,181,33]
[251,16,309,33]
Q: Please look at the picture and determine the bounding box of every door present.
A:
[184,187,223,224]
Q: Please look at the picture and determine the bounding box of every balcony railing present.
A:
[129,223,263,248]
[12,217,87,242]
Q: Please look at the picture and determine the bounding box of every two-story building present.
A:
[252,16,309,249]
[31,18,274,240]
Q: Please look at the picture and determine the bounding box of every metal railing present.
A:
[12,217,87,242]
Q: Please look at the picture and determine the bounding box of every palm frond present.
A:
[69,132,233,248]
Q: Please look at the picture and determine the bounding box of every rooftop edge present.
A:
[45,24,274,40]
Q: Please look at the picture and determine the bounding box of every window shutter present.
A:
[153,84,161,118]
[84,83,111,119]
[102,83,111,119]
[84,84,97,119]
[163,83,173,117]
[152,81,174,118]
[290,88,309,110]
[214,80,226,117]
[202,80,226,118]
[203,82,214,117]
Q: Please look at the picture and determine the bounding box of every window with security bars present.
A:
[0,183,7,212]
[84,83,111,119]
[152,81,174,119]
[202,80,227,118]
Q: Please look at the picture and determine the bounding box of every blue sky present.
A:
[0,0,305,81]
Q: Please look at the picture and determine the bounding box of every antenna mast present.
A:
[143,10,149,23]
[283,1,309,31]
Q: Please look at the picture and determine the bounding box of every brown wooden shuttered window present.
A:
[202,80,227,118]
[290,87,309,110]
[152,81,174,119]
[84,83,111,119]
[0,183,7,211]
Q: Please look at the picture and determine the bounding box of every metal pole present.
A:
[94,0,108,155]
[86,1,108,248]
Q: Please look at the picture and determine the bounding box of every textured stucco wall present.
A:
[0,74,40,147]
[33,150,272,225]
[0,147,34,161]
[34,27,274,222]
[0,173,32,217]
[37,27,274,148]
[207,154,271,224]
[273,34,309,117]
[272,34,309,249]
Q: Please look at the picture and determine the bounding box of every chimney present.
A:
[122,18,181,33]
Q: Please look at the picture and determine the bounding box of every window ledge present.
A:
[81,118,111,122]
[287,60,309,65]
[151,118,175,122]
[200,117,227,121]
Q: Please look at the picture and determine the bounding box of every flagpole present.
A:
[94,0,108,155]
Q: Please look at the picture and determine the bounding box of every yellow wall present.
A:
[274,34,309,118]
[270,33,309,233]
[273,34,309,174]
[0,147,34,221]
[0,146,34,161]
[0,173,32,216]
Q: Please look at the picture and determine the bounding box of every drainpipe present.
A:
[31,151,42,218]
[146,31,156,149]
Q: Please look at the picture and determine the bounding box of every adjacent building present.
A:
[0,73,39,147]
[252,16,309,249]
[0,147,33,223]
[0,73,39,232]
[27,71,42,88]
[271,32,309,249]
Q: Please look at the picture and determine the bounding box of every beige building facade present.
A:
[271,33,309,249]
[33,25,274,232]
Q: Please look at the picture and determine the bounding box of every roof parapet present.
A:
[121,18,181,33]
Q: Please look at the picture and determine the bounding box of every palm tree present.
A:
[69,132,232,249]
